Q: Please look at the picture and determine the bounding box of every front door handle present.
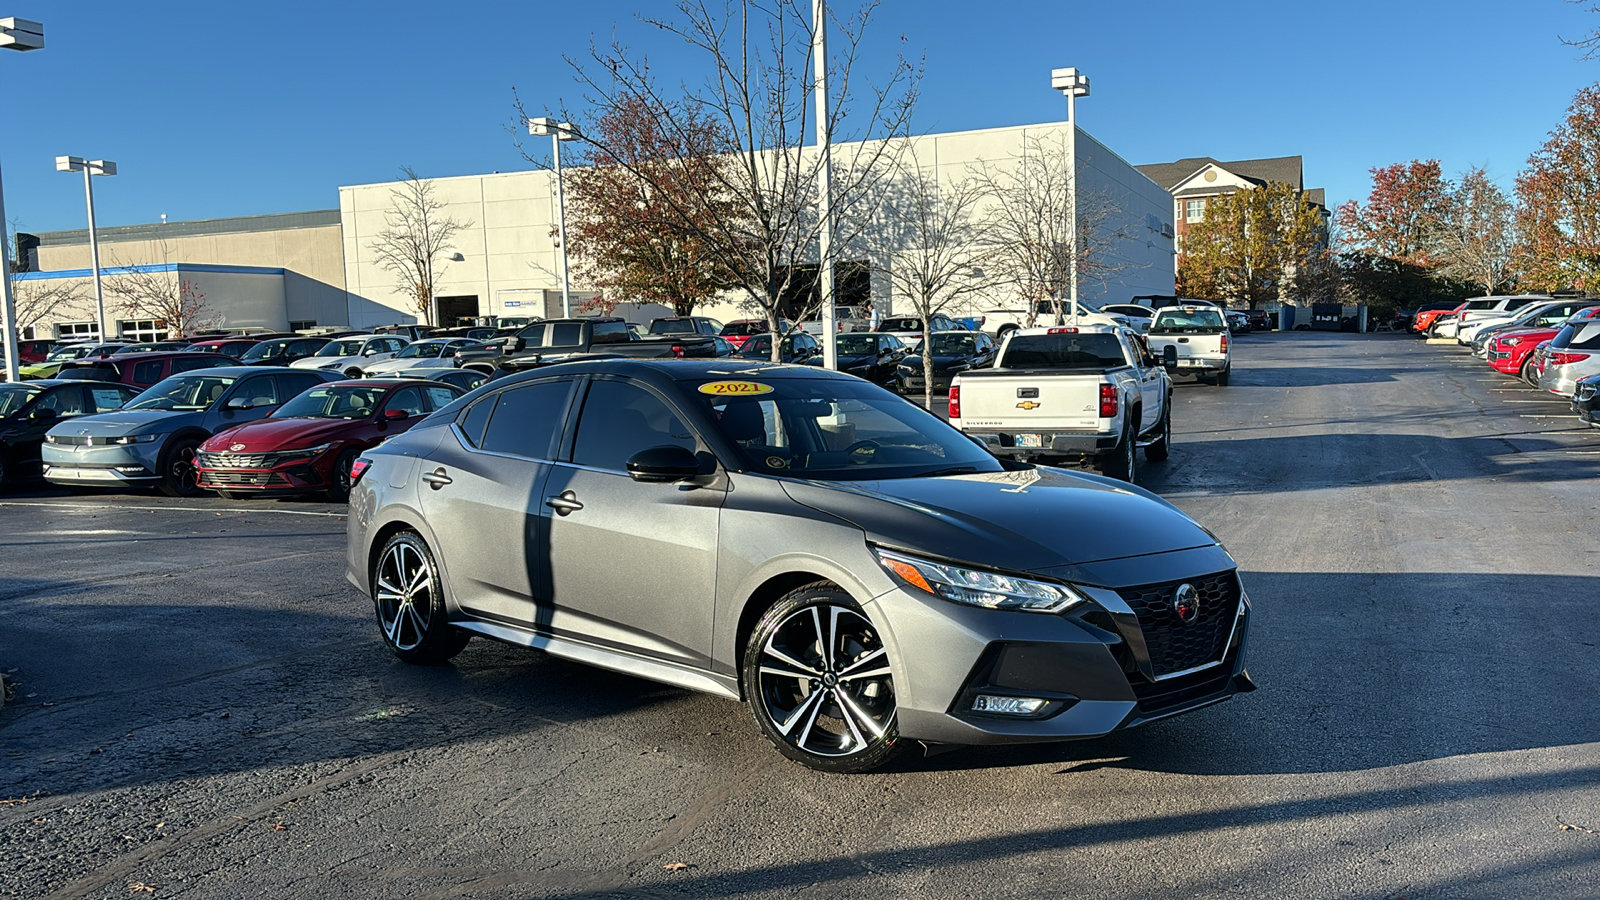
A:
[545,490,584,515]
[422,468,452,490]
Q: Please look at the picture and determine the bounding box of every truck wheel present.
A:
[1217,366,1231,387]
[1144,401,1171,463]
[1097,424,1136,482]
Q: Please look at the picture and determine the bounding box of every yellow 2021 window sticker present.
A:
[697,381,775,397]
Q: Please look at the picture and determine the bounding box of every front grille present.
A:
[1130,651,1237,714]
[197,451,275,468]
[1116,571,1240,678]
[47,434,90,446]
[198,471,285,486]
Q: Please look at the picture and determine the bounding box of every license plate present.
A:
[1016,434,1043,448]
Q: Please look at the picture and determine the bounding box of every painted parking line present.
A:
[1520,414,1581,418]
[0,500,345,519]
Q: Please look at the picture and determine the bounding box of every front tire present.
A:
[743,584,904,773]
[326,448,360,502]
[1144,400,1171,462]
[158,438,204,497]
[373,531,470,664]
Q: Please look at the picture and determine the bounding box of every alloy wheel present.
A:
[755,602,896,761]
[376,539,436,652]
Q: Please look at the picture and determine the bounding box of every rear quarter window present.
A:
[1001,333,1129,369]
[1560,322,1600,350]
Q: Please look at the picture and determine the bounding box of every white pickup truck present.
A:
[1144,305,1232,385]
[948,325,1176,481]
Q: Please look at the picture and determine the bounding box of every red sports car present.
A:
[196,379,463,500]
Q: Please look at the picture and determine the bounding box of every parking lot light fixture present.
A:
[0,16,44,384]
[529,117,580,318]
[55,155,118,342]
[1050,67,1089,322]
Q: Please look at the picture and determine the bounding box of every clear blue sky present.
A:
[3,0,1596,236]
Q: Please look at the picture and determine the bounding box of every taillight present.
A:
[1099,384,1117,418]
[672,344,685,358]
[1550,351,1592,366]
[349,457,373,485]
[1220,332,1229,353]
[948,385,961,419]
[1047,327,1079,334]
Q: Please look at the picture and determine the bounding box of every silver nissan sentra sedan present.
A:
[345,358,1255,772]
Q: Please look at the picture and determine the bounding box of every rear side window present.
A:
[134,360,165,384]
[1557,322,1600,350]
[475,380,573,459]
[571,380,697,472]
[89,387,131,412]
[592,321,631,344]
[278,373,326,397]
[1002,334,1129,369]
[422,386,460,411]
[173,357,219,373]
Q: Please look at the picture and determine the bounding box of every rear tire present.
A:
[1217,366,1231,387]
[1096,422,1137,482]
[743,583,905,774]
[373,531,470,664]
[1144,400,1171,463]
[158,439,204,497]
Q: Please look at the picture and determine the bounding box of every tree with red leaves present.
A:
[564,97,738,316]
[1515,84,1600,292]
[1335,160,1450,268]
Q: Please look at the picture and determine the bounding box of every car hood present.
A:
[779,468,1217,576]
[835,354,880,369]
[290,355,356,370]
[47,409,204,436]
[201,417,364,451]
[362,357,439,374]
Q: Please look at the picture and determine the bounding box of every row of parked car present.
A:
[1405,293,1600,426]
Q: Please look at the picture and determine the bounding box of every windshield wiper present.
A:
[919,465,982,478]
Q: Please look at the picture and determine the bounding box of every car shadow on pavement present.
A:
[1142,430,1600,494]
[908,570,1600,778]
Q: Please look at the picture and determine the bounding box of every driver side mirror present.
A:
[1162,345,1179,371]
[383,408,410,420]
[225,397,254,411]
[627,444,701,483]
[362,348,379,357]
[29,407,58,422]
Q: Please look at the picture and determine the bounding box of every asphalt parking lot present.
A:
[3,331,1599,899]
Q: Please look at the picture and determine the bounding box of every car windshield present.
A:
[926,334,976,356]
[394,342,445,359]
[126,374,238,412]
[273,384,387,419]
[1151,309,1227,333]
[0,385,42,416]
[240,340,295,362]
[835,335,878,355]
[311,339,367,358]
[695,376,1003,481]
[46,345,91,362]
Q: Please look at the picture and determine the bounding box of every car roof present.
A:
[1012,324,1120,336]
[323,378,447,389]
[164,365,306,377]
[102,350,227,361]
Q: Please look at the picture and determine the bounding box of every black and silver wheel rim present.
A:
[171,445,198,492]
[336,453,355,496]
[376,541,435,652]
[1118,432,1135,479]
[757,605,895,758]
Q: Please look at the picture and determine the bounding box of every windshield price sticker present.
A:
[698,381,774,396]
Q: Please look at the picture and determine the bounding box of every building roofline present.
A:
[34,210,340,247]
[15,263,286,281]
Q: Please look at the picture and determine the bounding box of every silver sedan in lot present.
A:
[1537,318,1600,397]
[345,359,1255,772]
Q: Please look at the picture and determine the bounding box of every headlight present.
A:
[278,443,335,459]
[109,433,160,445]
[872,548,1088,613]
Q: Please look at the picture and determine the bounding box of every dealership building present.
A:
[18,120,1176,339]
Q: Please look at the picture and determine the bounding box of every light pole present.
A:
[529,117,580,318]
[1051,66,1089,322]
[812,0,838,371]
[55,156,117,341]
[0,16,44,384]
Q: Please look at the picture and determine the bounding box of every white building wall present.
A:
[337,120,1174,328]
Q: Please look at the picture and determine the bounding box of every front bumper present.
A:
[1574,383,1599,426]
[196,447,338,495]
[40,441,162,486]
[870,547,1254,745]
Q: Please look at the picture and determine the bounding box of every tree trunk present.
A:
[921,320,935,411]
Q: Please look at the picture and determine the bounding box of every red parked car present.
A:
[1490,308,1600,381]
[187,338,267,358]
[719,318,794,349]
[54,351,228,389]
[195,379,464,501]
[8,339,58,364]
[1412,303,1464,334]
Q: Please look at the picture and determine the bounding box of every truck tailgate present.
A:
[956,371,1103,430]
[1149,333,1224,359]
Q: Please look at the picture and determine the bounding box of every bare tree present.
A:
[1435,166,1515,295]
[369,167,471,326]
[516,0,918,361]
[5,221,86,339]
[969,133,1135,325]
[105,240,222,338]
[869,153,989,408]
[1563,0,1600,58]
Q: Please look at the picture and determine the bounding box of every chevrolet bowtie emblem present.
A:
[1016,400,1041,410]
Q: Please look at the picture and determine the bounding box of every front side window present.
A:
[274,385,388,419]
[233,377,281,408]
[313,339,366,358]
[134,360,165,384]
[571,380,697,472]
[241,340,291,362]
[385,387,428,418]
[395,342,442,359]
[89,387,133,412]
[0,385,42,417]
[35,387,87,415]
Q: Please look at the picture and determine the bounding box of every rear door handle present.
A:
[545,490,584,515]
[422,468,452,490]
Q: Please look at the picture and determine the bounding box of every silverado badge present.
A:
[1016,400,1041,410]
